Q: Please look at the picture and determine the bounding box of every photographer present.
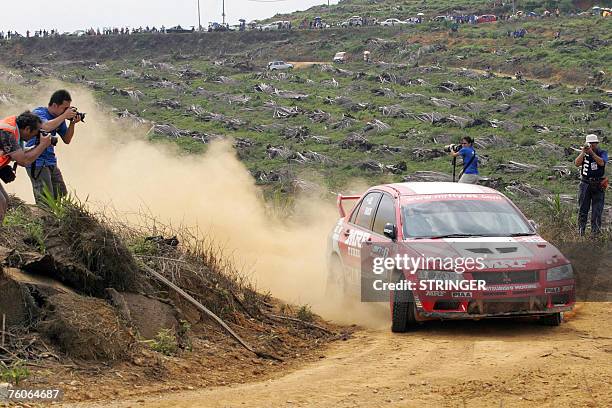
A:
[0,112,52,221]
[449,136,479,184]
[574,134,608,236]
[26,90,82,204]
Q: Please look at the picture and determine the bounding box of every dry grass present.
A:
[107,210,268,322]
[38,293,136,361]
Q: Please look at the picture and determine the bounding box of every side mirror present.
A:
[528,219,538,231]
[383,223,397,240]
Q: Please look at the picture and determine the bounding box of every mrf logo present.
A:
[483,259,529,269]
[345,229,371,248]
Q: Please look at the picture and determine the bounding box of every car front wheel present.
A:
[391,277,417,333]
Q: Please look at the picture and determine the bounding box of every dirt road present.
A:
[64,303,611,408]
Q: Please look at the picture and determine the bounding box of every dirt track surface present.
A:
[287,61,327,69]
[62,302,612,408]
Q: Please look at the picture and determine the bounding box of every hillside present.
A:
[266,0,606,24]
[0,2,610,217]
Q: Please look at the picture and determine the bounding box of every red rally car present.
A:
[327,182,575,332]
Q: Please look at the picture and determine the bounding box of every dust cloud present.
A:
[2,83,386,328]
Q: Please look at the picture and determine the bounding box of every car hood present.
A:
[397,236,568,271]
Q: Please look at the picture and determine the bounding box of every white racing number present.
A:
[345,229,371,258]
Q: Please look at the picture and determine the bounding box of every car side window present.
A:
[355,192,382,230]
[372,194,396,236]
[349,201,362,224]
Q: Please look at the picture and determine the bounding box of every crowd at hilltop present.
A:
[0,26,176,40]
[0,6,608,40]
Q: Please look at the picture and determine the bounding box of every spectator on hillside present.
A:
[575,134,608,235]
[0,112,51,221]
[449,136,479,184]
[26,90,82,204]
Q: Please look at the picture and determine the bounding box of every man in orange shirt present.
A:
[0,111,51,221]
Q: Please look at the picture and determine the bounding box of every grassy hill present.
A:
[0,1,610,225]
[265,0,607,24]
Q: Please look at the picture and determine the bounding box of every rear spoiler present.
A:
[336,194,361,218]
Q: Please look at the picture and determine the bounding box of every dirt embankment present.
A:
[64,302,612,408]
[0,199,347,404]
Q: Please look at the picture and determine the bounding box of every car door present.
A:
[338,191,382,291]
[362,192,400,301]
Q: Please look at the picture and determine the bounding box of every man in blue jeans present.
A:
[26,90,82,203]
[450,136,479,184]
[575,134,608,236]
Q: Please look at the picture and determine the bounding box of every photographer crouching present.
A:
[0,112,52,221]
[574,134,608,236]
[446,136,479,184]
[25,90,84,204]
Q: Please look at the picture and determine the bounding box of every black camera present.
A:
[70,107,86,123]
[444,144,462,153]
[36,130,58,146]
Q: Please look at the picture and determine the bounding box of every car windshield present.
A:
[401,197,534,238]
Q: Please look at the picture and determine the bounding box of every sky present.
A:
[2,0,340,33]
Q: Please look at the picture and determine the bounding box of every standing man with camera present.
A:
[0,112,52,221]
[26,90,82,204]
[449,136,479,184]
[575,134,608,236]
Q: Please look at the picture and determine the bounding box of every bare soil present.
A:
[287,61,328,69]
[56,302,612,408]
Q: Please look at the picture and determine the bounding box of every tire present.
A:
[538,312,562,326]
[391,277,417,333]
[325,255,346,299]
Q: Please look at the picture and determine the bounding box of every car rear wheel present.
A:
[538,312,562,326]
[325,255,346,299]
[391,277,417,333]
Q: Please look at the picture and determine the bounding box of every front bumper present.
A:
[418,305,573,320]
[413,278,575,320]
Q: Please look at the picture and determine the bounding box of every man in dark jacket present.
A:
[575,134,608,235]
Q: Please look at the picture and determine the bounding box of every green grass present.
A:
[3,207,46,253]
[67,50,609,200]
[0,361,30,386]
[145,328,179,356]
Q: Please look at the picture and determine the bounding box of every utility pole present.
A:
[222,0,226,25]
[197,0,202,31]
[512,0,516,14]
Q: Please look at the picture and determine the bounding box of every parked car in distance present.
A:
[166,25,195,33]
[262,22,279,31]
[477,14,497,23]
[268,61,294,70]
[341,16,363,27]
[432,15,451,22]
[333,52,349,63]
[381,18,406,26]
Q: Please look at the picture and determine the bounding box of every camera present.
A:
[444,144,462,153]
[36,130,58,146]
[584,143,591,150]
[70,107,86,123]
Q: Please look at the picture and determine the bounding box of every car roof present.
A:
[369,182,501,196]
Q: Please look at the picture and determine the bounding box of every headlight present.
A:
[417,270,464,282]
[546,264,573,281]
